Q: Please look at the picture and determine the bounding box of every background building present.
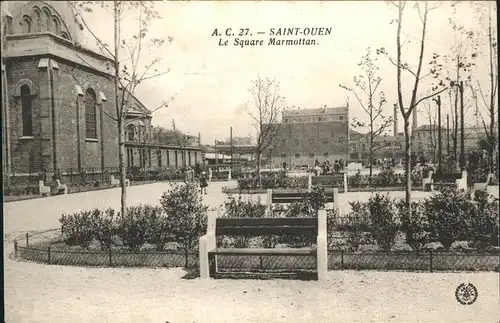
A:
[266,105,350,168]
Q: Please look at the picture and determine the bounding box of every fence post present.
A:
[26,233,29,247]
[429,250,433,272]
[185,248,189,268]
[48,246,51,264]
[14,240,18,257]
[260,255,263,269]
[109,248,113,266]
[340,250,344,270]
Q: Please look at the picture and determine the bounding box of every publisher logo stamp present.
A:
[455,283,478,305]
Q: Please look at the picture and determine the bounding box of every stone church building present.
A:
[1,1,202,183]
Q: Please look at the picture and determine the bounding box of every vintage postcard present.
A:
[2,0,499,322]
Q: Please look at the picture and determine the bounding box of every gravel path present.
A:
[4,181,499,323]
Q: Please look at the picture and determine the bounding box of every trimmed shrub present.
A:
[348,170,364,188]
[144,205,173,251]
[91,208,118,250]
[471,191,500,249]
[237,172,308,190]
[117,205,150,251]
[378,166,397,186]
[367,193,400,251]
[335,201,372,251]
[425,187,477,250]
[60,210,95,249]
[397,199,430,251]
[160,183,208,251]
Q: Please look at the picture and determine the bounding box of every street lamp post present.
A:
[459,81,465,171]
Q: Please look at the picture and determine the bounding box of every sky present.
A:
[77,1,497,145]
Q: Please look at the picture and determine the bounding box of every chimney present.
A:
[412,107,418,131]
[393,104,398,136]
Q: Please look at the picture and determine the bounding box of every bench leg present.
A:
[317,237,328,281]
[199,231,215,279]
[317,209,328,281]
[199,253,209,279]
[209,254,216,278]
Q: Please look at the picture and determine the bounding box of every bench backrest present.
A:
[311,174,345,187]
[433,172,461,181]
[271,191,308,204]
[215,217,318,236]
[271,190,335,203]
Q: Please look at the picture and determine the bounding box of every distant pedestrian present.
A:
[199,171,208,195]
[208,167,213,182]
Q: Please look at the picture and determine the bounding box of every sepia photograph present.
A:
[1,0,499,322]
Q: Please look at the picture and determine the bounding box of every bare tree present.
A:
[429,3,478,170]
[340,47,393,184]
[470,1,498,173]
[379,1,449,213]
[71,1,174,217]
[246,77,287,187]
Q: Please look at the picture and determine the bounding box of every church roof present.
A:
[2,1,84,43]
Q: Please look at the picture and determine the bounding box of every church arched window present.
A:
[42,8,51,32]
[21,85,33,137]
[52,17,60,34]
[22,15,32,33]
[85,88,97,139]
[126,124,137,141]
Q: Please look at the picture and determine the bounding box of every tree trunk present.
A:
[256,151,261,188]
[369,141,373,186]
[487,6,496,173]
[453,86,459,171]
[114,2,127,217]
[459,81,465,171]
[404,119,412,213]
[437,96,442,171]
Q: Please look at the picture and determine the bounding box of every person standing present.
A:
[208,167,213,183]
[199,171,208,195]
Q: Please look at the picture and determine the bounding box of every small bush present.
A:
[117,205,150,251]
[144,205,172,251]
[471,191,499,249]
[336,201,372,251]
[397,199,430,251]
[160,183,208,251]
[367,193,400,251]
[378,166,397,186]
[60,210,94,249]
[91,208,117,250]
[348,170,364,188]
[425,187,477,250]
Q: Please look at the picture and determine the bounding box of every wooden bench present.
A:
[199,210,328,280]
[110,175,130,187]
[309,173,348,193]
[55,179,68,194]
[38,180,50,196]
[422,171,434,191]
[267,188,341,215]
[473,173,494,192]
[425,170,467,192]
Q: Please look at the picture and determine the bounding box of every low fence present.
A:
[13,230,499,272]
[4,167,187,197]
